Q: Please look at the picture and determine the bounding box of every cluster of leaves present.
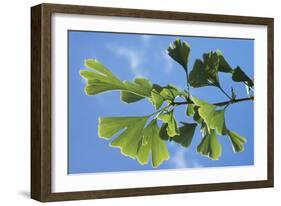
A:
[80,39,254,168]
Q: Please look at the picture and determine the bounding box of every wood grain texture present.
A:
[31,3,274,202]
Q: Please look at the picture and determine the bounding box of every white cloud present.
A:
[140,35,152,46]
[106,45,145,77]
[171,148,187,168]
[162,51,173,74]
[170,147,203,169]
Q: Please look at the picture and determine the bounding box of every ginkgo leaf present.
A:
[80,59,125,95]
[227,130,246,152]
[121,91,144,103]
[80,59,152,101]
[150,84,182,109]
[189,51,221,88]
[137,119,170,167]
[160,122,197,148]
[216,50,233,73]
[189,50,233,88]
[192,96,227,135]
[150,84,165,109]
[98,116,148,158]
[232,66,254,88]
[121,78,152,103]
[159,85,181,101]
[157,110,179,137]
[167,39,190,71]
[186,104,195,116]
[197,129,222,160]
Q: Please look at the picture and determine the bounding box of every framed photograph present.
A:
[31,3,274,202]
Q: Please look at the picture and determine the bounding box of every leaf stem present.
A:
[186,70,190,93]
[217,85,232,100]
[148,105,170,117]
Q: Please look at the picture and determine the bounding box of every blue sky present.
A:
[68,31,254,174]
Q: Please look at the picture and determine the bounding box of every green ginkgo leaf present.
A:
[197,129,222,160]
[186,104,195,117]
[137,119,170,167]
[158,110,179,137]
[216,50,233,73]
[167,39,190,71]
[80,59,152,102]
[160,122,197,148]
[98,116,148,158]
[150,84,182,109]
[189,51,221,88]
[150,84,165,109]
[121,78,152,103]
[192,96,227,135]
[159,85,181,101]
[232,66,254,88]
[227,130,246,152]
[189,50,233,88]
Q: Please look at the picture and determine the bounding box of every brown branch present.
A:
[173,96,254,107]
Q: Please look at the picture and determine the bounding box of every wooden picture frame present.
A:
[31,3,274,202]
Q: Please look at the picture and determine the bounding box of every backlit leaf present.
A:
[150,84,165,109]
[80,60,152,102]
[158,110,179,137]
[189,50,233,88]
[98,116,148,158]
[121,78,152,103]
[137,119,170,167]
[192,96,227,135]
[232,66,254,87]
[227,130,246,152]
[216,50,233,73]
[197,129,222,160]
[167,39,190,71]
[160,122,197,148]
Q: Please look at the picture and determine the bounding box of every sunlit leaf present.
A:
[167,39,190,71]
[186,104,195,116]
[197,129,222,160]
[150,84,165,109]
[121,78,152,103]
[232,66,254,87]
[158,110,179,137]
[80,60,152,102]
[192,96,227,135]
[98,116,148,158]
[227,130,246,152]
[150,84,182,109]
[137,119,170,167]
[159,85,181,101]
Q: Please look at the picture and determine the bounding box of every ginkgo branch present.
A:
[173,96,254,107]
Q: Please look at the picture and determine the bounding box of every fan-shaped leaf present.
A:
[192,96,227,135]
[160,122,197,148]
[167,39,190,71]
[197,129,222,160]
[227,130,246,152]
[216,50,233,73]
[137,120,170,167]
[98,116,148,158]
[232,66,254,87]
[80,60,152,102]
[158,110,179,137]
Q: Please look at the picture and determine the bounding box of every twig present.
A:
[173,96,254,107]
